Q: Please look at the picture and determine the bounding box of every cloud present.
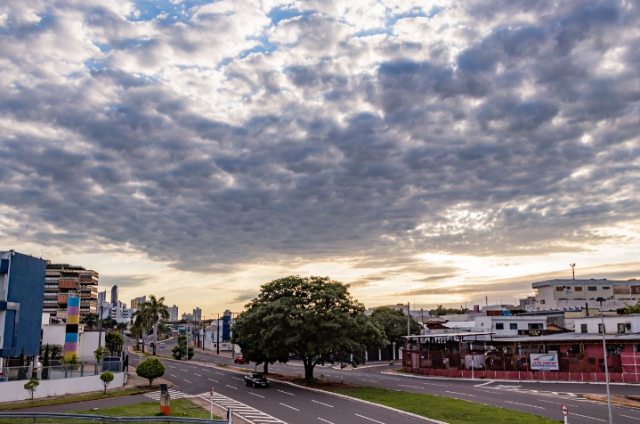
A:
[0,0,639,306]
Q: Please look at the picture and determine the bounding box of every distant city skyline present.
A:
[2,1,640,314]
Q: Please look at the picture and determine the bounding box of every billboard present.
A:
[530,353,559,371]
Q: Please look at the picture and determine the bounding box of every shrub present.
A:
[100,371,114,394]
[24,379,39,400]
[136,358,165,387]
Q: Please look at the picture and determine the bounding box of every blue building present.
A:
[0,251,46,363]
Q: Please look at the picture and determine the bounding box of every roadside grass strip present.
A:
[327,387,561,424]
[0,398,220,423]
[0,388,150,411]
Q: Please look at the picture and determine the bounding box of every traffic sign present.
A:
[561,404,568,416]
[210,387,214,396]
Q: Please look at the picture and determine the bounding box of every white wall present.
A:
[0,372,124,402]
[42,325,103,361]
[474,316,547,338]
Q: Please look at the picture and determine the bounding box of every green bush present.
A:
[24,379,39,400]
[100,371,114,394]
[136,358,165,387]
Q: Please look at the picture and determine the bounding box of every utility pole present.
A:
[216,313,220,355]
[407,302,411,336]
[570,263,576,280]
[597,297,613,424]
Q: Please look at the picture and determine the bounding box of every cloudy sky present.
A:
[2,0,640,315]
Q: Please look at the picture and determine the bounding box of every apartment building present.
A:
[44,262,99,319]
[168,305,179,321]
[130,296,146,310]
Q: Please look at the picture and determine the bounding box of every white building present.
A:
[473,315,547,338]
[574,314,640,335]
[532,279,640,310]
[193,307,202,322]
[168,305,179,321]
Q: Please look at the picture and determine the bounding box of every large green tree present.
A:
[370,307,422,346]
[233,276,386,384]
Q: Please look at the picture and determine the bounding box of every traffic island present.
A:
[582,394,640,408]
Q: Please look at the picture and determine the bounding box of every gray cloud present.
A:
[0,0,639,287]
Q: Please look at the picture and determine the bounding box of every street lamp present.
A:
[596,297,613,424]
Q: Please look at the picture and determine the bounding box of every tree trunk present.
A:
[263,362,269,374]
[303,359,314,384]
[153,322,158,356]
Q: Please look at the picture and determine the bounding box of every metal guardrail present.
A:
[0,411,232,423]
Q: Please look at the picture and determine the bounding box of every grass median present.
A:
[0,398,221,423]
[0,388,149,411]
[327,386,560,424]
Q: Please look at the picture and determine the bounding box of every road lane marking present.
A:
[474,381,495,387]
[199,392,286,424]
[248,392,265,398]
[446,391,475,397]
[422,382,448,387]
[280,403,299,411]
[278,390,295,396]
[170,374,177,378]
[359,379,378,383]
[215,372,224,375]
[355,414,385,424]
[398,384,422,389]
[311,400,333,407]
[184,379,192,384]
[167,365,175,368]
[504,401,545,410]
[194,373,202,377]
[621,415,640,421]
[572,413,605,421]
[225,384,237,390]
[181,369,188,372]
[208,378,218,383]
[318,418,335,424]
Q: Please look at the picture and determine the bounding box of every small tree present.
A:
[105,332,124,353]
[42,344,50,380]
[100,371,114,394]
[24,379,39,400]
[136,358,165,387]
[94,346,109,362]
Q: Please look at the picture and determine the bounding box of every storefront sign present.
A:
[530,352,559,371]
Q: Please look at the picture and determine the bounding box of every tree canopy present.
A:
[370,307,422,345]
[105,331,124,353]
[232,275,386,383]
[136,358,165,387]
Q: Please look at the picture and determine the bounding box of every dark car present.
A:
[234,356,249,364]
[244,372,269,388]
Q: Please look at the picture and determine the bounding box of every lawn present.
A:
[0,398,221,423]
[0,388,150,411]
[328,386,561,424]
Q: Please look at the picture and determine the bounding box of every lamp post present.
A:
[597,297,613,424]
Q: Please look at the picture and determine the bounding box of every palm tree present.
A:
[130,317,144,352]
[138,295,169,356]
[116,322,128,335]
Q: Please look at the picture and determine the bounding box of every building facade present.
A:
[168,305,179,321]
[110,285,118,306]
[130,296,146,310]
[45,262,99,320]
[0,251,46,362]
[532,279,640,311]
[193,307,202,322]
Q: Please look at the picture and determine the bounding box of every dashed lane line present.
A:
[225,384,238,390]
[355,414,386,424]
[445,391,475,397]
[318,418,335,424]
[474,381,495,387]
[249,392,265,398]
[184,379,193,384]
[571,413,605,422]
[278,390,295,396]
[208,378,219,383]
[503,401,545,410]
[194,373,202,377]
[279,403,299,411]
[311,400,333,407]
[620,415,640,421]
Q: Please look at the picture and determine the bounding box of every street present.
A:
[133,338,640,424]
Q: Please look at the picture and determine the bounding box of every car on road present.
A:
[244,372,269,388]
[158,342,165,348]
[234,356,249,364]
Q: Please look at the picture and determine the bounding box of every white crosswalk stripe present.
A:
[198,392,288,424]
[144,389,189,400]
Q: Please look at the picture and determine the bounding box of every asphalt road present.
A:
[129,349,429,424]
[141,338,640,424]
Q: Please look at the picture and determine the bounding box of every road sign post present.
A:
[561,404,568,424]
[210,387,214,420]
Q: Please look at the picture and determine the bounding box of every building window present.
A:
[496,323,504,330]
[635,344,640,353]
[575,287,583,292]
[529,323,543,330]
[603,286,610,290]
[510,323,517,330]
[598,324,604,333]
[540,300,545,304]
[556,286,564,291]
[588,286,597,291]
[581,324,588,333]
[618,323,630,334]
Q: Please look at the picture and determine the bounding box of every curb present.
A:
[381,371,640,386]
[583,395,640,408]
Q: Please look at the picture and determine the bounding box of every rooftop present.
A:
[497,332,640,343]
[532,279,639,288]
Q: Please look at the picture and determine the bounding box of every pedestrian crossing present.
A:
[198,392,287,424]
[145,389,189,400]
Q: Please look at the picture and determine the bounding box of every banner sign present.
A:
[530,353,559,371]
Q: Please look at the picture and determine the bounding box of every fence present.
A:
[0,411,233,423]
[0,361,123,382]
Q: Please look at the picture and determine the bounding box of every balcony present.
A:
[57,295,68,304]
[58,280,79,290]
